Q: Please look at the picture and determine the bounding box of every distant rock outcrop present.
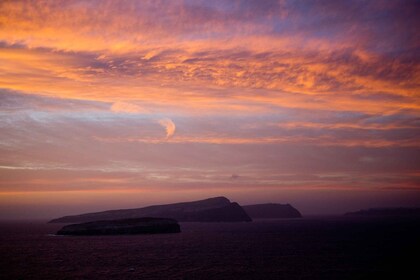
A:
[345,208,420,217]
[56,217,180,236]
[50,197,252,223]
[243,203,302,219]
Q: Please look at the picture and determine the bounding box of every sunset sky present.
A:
[1,0,419,219]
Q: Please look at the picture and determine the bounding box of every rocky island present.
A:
[345,207,420,217]
[56,217,181,236]
[243,203,302,219]
[50,197,252,223]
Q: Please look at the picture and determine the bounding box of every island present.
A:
[345,207,420,217]
[50,196,252,223]
[56,217,181,236]
[243,203,302,219]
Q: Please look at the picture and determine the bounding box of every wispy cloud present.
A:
[110,102,148,114]
[158,118,176,139]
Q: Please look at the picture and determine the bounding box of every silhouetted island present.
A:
[56,217,180,236]
[345,207,420,217]
[243,203,302,219]
[50,197,252,223]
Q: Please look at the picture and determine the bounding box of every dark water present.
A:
[0,217,419,279]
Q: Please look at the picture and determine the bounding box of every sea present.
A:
[1,216,419,279]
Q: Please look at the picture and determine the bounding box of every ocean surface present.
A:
[0,216,419,279]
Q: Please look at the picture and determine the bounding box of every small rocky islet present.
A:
[56,217,180,236]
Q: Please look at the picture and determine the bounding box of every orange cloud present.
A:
[158,118,176,139]
[110,102,148,114]
[0,1,418,115]
[93,135,420,148]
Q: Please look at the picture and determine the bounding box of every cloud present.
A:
[158,118,176,139]
[1,0,418,116]
[359,157,375,163]
[110,102,147,114]
[231,174,240,180]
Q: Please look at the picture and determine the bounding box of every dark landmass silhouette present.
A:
[56,217,180,236]
[243,203,302,219]
[50,197,252,223]
[345,207,420,217]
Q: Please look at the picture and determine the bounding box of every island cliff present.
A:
[243,203,302,219]
[50,197,252,223]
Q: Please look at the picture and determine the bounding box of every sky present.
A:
[0,0,419,219]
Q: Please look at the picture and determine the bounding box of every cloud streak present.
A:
[158,118,176,139]
[110,102,147,114]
